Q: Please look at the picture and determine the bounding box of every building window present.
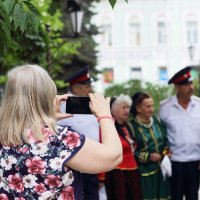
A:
[100,24,112,46]
[130,67,142,80]
[159,67,168,81]
[157,21,166,44]
[129,17,141,46]
[130,23,141,46]
[186,21,198,44]
[103,68,114,83]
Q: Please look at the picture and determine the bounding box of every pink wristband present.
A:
[97,116,115,123]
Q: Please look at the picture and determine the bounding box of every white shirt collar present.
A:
[172,95,195,108]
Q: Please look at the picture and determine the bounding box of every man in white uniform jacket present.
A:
[159,66,200,200]
[58,66,100,200]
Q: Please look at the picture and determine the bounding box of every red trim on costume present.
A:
[173,71,191,84]
[117,128,138,169]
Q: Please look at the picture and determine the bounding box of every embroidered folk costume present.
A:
[130,116,170,200]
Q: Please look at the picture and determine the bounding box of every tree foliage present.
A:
[0,0,120,53]
[0,0,127,95]
[0,0,82,90]
[55,0,100,80]
[0,0,39,53]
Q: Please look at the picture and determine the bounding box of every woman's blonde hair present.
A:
[0,64,57,145]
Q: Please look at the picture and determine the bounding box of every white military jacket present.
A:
[159,95,200,162]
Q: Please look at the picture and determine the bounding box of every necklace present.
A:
[136,117,153,128]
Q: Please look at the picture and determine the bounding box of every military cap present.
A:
[65,66,91,85]
[168,66,193,85]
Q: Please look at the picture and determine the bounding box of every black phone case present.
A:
[66,97,92,114]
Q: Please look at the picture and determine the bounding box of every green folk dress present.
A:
[129,116,171,200]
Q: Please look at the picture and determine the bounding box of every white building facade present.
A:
[92,0,200,93]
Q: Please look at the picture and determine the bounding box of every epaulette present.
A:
[192,95,200,102]
[160,97,172,106]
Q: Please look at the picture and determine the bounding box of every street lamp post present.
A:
[54,0,84,39]
[46,0,83,71]
[68,0,84,37]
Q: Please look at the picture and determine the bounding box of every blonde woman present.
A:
[0,64,122,200]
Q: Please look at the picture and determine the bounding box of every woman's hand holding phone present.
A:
[54,94,73,120]
[88,93,111,118]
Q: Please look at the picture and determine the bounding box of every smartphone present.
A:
[66,96,92,114]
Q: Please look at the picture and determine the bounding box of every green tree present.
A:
[54,0,101,83]
[0,0,81,90]
[0,0,102,90]
[0,0,126,94]
[0,0,122,53]
[105,80,142,97]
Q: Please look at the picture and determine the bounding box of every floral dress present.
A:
[0,125,85,200]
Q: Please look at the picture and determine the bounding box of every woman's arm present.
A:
[66,93,123,173]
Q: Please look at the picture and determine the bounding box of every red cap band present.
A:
[173,71,191,84]
[70,73,90,85]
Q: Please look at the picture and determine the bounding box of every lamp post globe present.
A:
[68,0,83,37]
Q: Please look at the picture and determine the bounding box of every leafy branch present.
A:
[0,0,40,52]
[0,0,127,53]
